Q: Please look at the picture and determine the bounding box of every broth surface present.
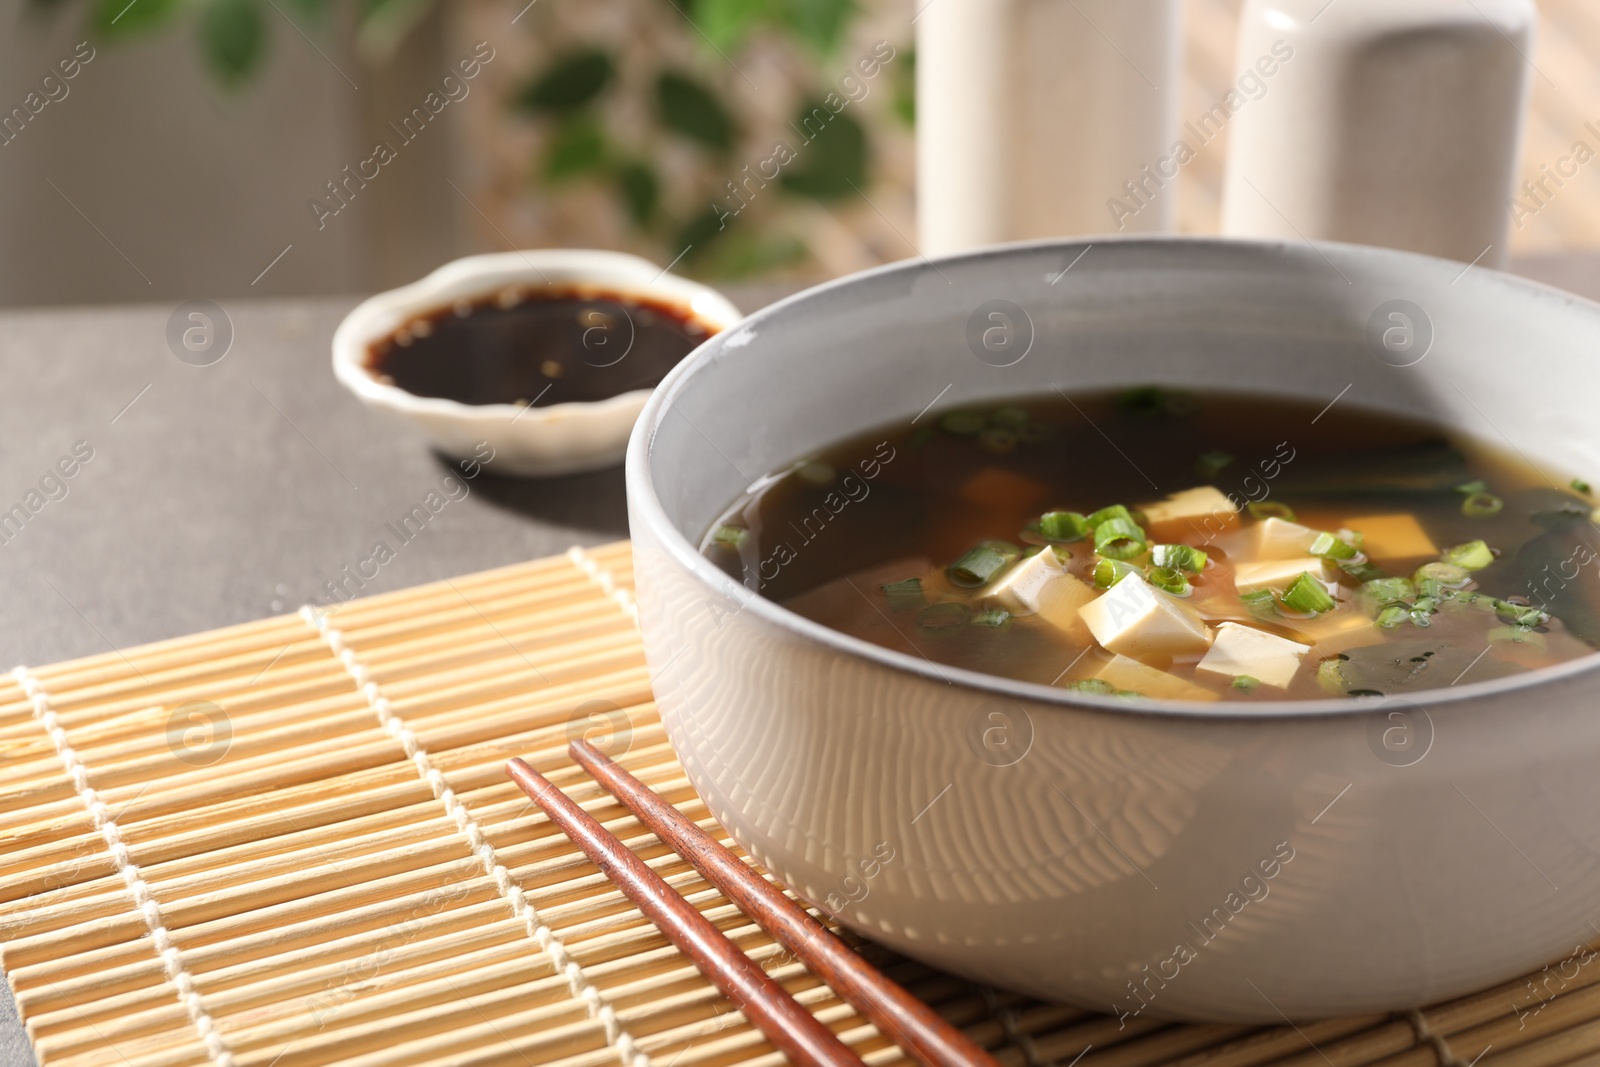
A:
[700,389,1600,702]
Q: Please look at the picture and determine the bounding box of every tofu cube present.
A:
[1139,486,1240,537]
[1288,608,1386,656]
[1344,514,1437,562]
[1080,574,1214,660]
[1092,654,1219,702]
[1233,557,1338,596]
[1196,622,1312,688]
[984,550,1095,637]
[1251,517,1322,559]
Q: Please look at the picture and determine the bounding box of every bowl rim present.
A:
[331,248,745,425]
[627,234,1600,722]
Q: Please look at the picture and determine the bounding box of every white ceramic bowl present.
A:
[627,237,1600,1022]
[332,250,742,477]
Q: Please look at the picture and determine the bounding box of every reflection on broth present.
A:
[700,389,1600,702]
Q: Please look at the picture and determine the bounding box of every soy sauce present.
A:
[366,286,716,408]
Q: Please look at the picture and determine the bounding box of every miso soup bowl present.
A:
[626,238,1600,1022]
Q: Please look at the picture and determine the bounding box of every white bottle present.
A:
[916,0,1183,255]
[1221,0,1535,266]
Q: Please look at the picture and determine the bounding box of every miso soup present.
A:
[699,389,1600,702]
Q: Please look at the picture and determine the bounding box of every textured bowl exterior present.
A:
[626,237,1600,1021]
[331,250,742,477]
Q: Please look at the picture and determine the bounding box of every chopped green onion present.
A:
[1309,531,1359,561]
[1361,577,1415,611]
[978,428,1017,454]
[1151,543,1208,572]
[1062,678,1121,695]
[1047,544,1073,564]
[1240,588,1280,619]
[1086,504,1136,528]
[1414,576,1442,600]
[1409,596,1440,627]
[1339,559,1388,583]
[1093,557,1140,588]
[879,578,926,611]
[712,524,748,547]
[917,602,970,632]
[1462,492,1503,518]
[1492,598,1549,627]
[1444,539,1494,571]
[1455,480,1488,495]
[939,411,986,436]
[990,406,1028,430]
[1375,604,1410,629]
[1196,449,1235,479]
[981,538,1021,560]
[1574,478,1592,495]
[1414,561,1471,588]
[1281,572,1336,614]
[1449,589,1497,612]
[1231,675,1260,693]
[971,608,1013,628]
[1316,657,1348,695]
[1118,386,1197,417]
[796,461,834,485]
[948,545,1013,587]
[1247,501,1297,521]
[1093,517,1147,560]
[1038,510,1090,542]
[1147,566,1192,596]
[1490,625,1547,647]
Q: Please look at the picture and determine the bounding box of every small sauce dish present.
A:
[332,249,742,477]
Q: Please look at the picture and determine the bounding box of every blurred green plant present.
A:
[32,0,912,278]
[698,0,854,55]
[28,0,435,84]
[516,0,912,276]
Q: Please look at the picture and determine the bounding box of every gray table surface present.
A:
[1,257,1597,1066]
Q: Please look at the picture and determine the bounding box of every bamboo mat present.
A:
[2,541,1598,1067]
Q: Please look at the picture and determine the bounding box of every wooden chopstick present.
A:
[504,757,867,1067]
[568,740,1002,1067]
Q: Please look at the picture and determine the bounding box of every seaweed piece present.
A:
[1509,510,1600,646]
[1509,486,1593,530]
[1273,439,1471,497]
[1335,638,1522,692]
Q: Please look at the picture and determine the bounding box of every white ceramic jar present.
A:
[1221,0,1536,266]
[916,0,1183,254]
